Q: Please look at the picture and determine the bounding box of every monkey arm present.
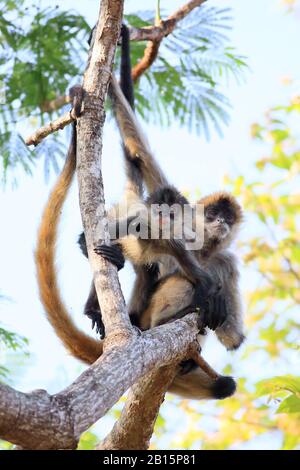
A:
[210,252,245,350]
[161,239,229,331]
[80,234,125,338]
[166,239,214,291]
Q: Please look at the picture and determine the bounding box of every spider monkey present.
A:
[105,72,245,352]
[35,24,239,400]
[106,66,244,398]
[107,67,245,351]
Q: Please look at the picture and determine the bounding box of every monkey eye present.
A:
[205,210,215,222]
[224,213,235,225]
[152,207,161,217]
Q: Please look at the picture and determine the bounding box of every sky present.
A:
[0,0,300,449]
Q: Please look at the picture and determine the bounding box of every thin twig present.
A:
[25,111,74,146]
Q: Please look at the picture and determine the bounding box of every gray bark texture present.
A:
[0,315,199,449]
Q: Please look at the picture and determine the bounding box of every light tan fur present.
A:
[141,274,194,330]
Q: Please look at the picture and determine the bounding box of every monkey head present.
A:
[146,185,189,235]
[198,192,243,251]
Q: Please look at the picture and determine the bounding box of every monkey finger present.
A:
[94,244,125,270]
[206,298,220,331]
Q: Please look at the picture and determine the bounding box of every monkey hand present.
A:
[84,308,105,339]
[94,243,125,271]
[193,285,227,331]
[199,271,221,298]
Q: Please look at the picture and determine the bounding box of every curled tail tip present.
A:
[212,376,236,399]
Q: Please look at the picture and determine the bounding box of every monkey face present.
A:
[205,217,230,240]
[204,206,233,240]
[151,205,184,239]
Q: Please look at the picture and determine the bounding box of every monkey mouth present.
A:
[218,224,230,239]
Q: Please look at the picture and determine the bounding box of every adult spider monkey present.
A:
[35,24,239,400]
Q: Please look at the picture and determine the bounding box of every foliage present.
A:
[123,6,247,138]
[162,94,300,450]
[0,1,246,183]
[0,325,29,380]
[77,430,99,450]
[0,0,89,182]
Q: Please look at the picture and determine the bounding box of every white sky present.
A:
[0,0,299,449]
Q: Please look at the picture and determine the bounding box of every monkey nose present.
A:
[217,217,225,223]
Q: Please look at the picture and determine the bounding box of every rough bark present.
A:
[99,365,178,450]
[0,314,199,449]
[75,0,131,339]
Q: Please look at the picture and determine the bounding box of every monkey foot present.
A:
[84,309,105,339]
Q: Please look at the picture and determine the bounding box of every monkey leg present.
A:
[214,283,245,350]
[83,243,125,338]
[215,316,246,351]
[83,283,105,339]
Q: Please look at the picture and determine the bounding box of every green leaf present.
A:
[256,376,300,397]
[277,395,300,414]
[77,430,99,450]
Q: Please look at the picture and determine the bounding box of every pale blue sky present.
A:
[0,0,299,449]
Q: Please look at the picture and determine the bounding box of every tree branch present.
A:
[131,0,206,81]
[132,39,161,82]
[99,365,178,450]
[24,0,207,136]
[98,347,219,450]
[0,314,199,449]
[75,0,131,339]
[25,111,74,146]
[129,0,207,42]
